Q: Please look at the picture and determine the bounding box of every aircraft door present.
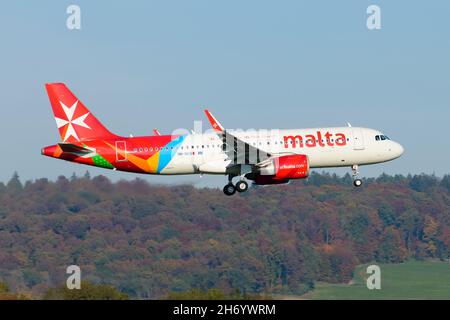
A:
[352,129,365,150]
[115,141,128,161]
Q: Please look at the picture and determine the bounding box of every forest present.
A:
[0,171,448,299]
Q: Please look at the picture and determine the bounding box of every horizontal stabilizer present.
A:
[58,143,92,155]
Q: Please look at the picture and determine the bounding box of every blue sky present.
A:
[0,1,448,186]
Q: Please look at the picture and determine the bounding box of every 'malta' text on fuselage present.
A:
[283,131,347,148]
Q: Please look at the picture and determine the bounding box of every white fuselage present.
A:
[160,127,404,175]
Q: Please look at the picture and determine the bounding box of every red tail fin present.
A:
[45,83,118,142]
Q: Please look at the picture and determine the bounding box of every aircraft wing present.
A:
[204,109,271,165]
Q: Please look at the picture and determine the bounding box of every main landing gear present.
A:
[352,164,363,187]
[223,175,249,196]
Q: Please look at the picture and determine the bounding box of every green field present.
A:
[303,260,450,300]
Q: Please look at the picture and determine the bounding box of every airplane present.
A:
[41,83,404,195]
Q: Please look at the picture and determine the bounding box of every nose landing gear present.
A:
[351,164,363,187]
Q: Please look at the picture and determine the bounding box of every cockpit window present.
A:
[376,134,391,141]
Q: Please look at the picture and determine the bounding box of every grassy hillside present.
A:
[304,260,450,300]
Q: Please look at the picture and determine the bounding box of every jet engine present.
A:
[249,154,310,185]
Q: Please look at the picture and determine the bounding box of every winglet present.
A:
[204,109,224,132]
[153,129,161,136]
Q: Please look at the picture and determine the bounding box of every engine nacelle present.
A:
[258,154,309,180]
[253,175,290,185]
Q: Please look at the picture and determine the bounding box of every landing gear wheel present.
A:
[351,165,362,187]
[235,180,249,193]
[353,179,363,187]
[223,183,236,196]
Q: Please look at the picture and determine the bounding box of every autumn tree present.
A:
[423,215,440,257]
[376,226,407,263]
[7,171,22,192]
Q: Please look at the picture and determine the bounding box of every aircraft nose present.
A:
[393,142,404,158]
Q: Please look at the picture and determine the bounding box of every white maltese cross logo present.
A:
[55,100,91,141]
